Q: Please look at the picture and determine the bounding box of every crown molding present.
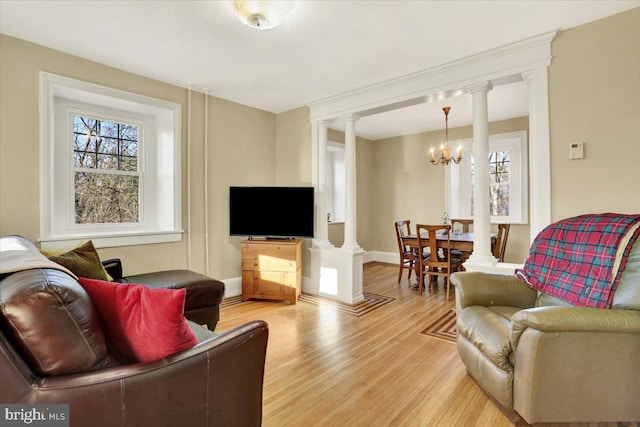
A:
[307,30,558,121]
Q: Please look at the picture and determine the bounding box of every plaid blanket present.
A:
[515,213,640,308]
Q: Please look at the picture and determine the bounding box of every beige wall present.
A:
[369,117,530,263]
[0,34,276,280]
[549,8,640,220]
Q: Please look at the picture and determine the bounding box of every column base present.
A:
[312,238,335,249]
[308,246,365,305]
[462,259,523,275]
[341,242,364,253]
[463,252,498,272]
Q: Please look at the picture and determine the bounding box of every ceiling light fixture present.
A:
[232,0,296,30]
[430,107,462,166]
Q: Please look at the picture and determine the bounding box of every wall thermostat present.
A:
[569,142,584,160]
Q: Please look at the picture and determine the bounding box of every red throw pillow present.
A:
[78,277,198,363]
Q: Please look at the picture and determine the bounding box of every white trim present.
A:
[39,72,182,247]
[522,68,552,242]
[308,31,557,121]
[38,230,183,250]
[364,251,396,264]
[222,276,242,298]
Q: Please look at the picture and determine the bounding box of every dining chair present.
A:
[450,219,473,263]
[415,224,463,299]
[394,220,418,284]
[493,223,511,262]
[450,219,473,234]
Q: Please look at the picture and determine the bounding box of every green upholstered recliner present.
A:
[451,239,640,424]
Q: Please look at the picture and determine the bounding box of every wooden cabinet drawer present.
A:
[241,256,297,271]
[241,241,300,271]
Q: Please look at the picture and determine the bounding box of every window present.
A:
[40,72,182,249]
[73,115,141,224]
[448,131,528,224]
[326,142,345,223]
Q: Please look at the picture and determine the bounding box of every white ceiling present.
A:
[1,1,638,140]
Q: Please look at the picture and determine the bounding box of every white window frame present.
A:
[326,141,345,224]
[447,130,528,224]
[40,72,182,249]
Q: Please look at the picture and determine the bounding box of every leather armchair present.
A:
[0,238,268,427]
[452,271,640,424]
[1,319,268,426]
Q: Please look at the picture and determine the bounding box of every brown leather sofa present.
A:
[0,263,268,426]
[102,258,225,331]
[452,238,640,424]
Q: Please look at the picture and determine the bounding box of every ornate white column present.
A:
[465,81,497,266]
[522,69,552,243]
[342,114,361,250]
[313,120,333,248]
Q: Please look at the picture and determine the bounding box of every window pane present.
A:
[74,172,139,224]
[490,182,510,216]
[74,150,96,168]
[96,154,118,169]
[120,124,138,141]
[470,150,511,217]
[99,137,118,156]
[100,120,118,138]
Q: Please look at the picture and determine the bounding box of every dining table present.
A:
[401,231,496,253]
[402,231,497,291]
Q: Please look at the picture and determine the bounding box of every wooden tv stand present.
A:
[241,239,302,304]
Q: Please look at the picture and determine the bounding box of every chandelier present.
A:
[430,107,462,166]
[232,0,296,30]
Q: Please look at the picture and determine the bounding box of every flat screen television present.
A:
[229,186,315,239]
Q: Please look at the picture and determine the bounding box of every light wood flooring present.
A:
[216,262,637,427]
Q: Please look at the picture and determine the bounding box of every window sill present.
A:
[39,230,184,250]
[328,221,345,225]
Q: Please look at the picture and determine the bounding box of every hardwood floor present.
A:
[216,262,637,427]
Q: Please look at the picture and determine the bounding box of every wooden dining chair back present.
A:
[450,219,474,263]
[394,220,417,283]
[493,223,511,262]
[451,219,473,234]
[415,224,462,299]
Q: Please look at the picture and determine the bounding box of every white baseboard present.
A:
[364,251,398,264]
[221,277,242,298]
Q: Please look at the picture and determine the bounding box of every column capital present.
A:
[466,81,493,94]
[341,114,360,122]
[315,119,329,128]
[521,70,535,81]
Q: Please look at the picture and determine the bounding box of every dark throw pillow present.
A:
[48,240,111,281]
